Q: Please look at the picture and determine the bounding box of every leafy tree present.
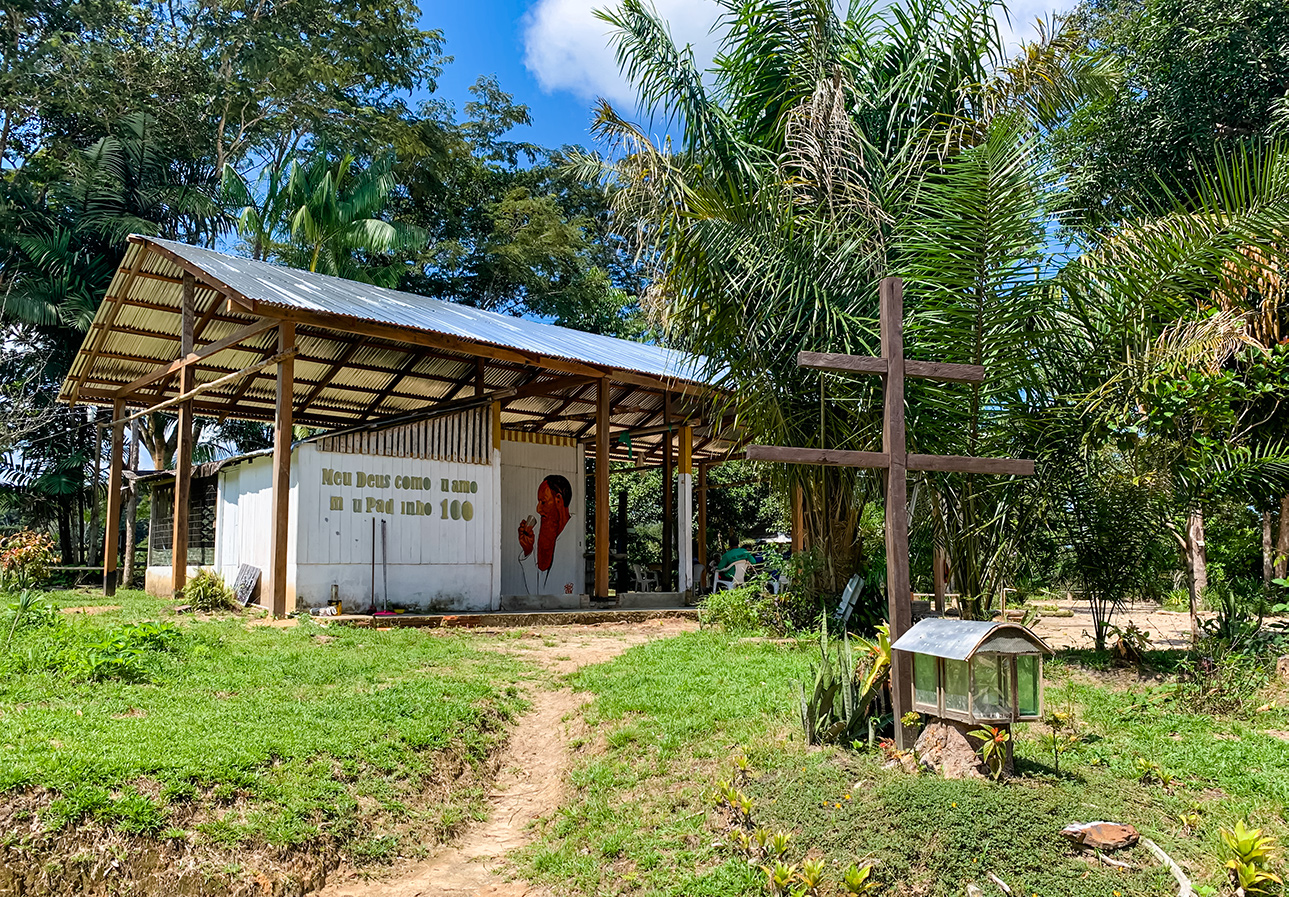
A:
[395,78,647,338]
[584,0,1105,599]
[1055,0,1289,231]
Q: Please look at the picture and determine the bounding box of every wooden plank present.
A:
[512,374,601,400]
[594,377,611,598]
[745,445,890,468]
[103,399,126,596]
[296,339,362,415]
[797,351,886,375]
[112,349,298,425]
[360,351,423,421]
[662,396,673,592]
[908,454,1035,476]
[269,322,295,617]
[171,273,196,595]
[697,463,708,568]
[933,545,946,615]
[678,424,694,592]
[113,317,277,397]
[130,236,257,311]
[880,276,915,751]
[904,360,985,383]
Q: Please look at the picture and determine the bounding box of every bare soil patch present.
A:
[313,618,696,897]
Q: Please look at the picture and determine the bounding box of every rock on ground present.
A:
[914,722,986,780]
[1060,821,1140,851]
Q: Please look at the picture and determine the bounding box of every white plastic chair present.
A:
[631,564,660,592]
[714,559,753,591]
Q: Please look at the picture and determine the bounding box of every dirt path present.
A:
[1026,595,1201,649]
[314,618,696,897]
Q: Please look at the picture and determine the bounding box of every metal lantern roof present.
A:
[890,618,1053,661]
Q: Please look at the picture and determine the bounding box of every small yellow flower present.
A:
[844,794,851,800]
[951,802,957,808]
[835,803,842,809]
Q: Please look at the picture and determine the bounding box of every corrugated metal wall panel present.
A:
[315,407,491,464]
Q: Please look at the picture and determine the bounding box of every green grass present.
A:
[0,588,527,859]
[520,631,1289,897]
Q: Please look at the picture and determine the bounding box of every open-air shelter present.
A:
[59,236,746,615]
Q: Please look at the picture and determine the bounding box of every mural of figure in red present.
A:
[517,474,572,592]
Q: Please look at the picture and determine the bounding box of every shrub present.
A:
[181,569,235,611]
[700,584,819,636]
[1175,639,1270,716]
[60,621,184,683]
[0,530,59,592]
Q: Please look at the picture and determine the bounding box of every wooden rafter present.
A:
[295,339,363,416]
[113,318,277,397]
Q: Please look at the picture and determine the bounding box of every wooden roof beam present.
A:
[113,318,279,398]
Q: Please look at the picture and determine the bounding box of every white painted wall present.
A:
[499,440,585,598]
[213,454,275,589]
[292,443,495,612]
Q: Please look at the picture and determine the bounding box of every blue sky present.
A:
[420,0,1069,152]
[421,0,604,149]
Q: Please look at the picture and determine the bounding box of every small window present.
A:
[913,653,938,711]
[971,654,1011,719]
[1017,655,1040,717]
[944,658,969,714]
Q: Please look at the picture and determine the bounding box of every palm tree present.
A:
[582,0,1106,601]
[282,149,426,286]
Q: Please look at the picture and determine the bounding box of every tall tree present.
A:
[584,0,1105,600]
[1055,0,1289,231]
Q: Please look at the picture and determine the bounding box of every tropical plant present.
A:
[278,149,426,286]
[1221,820,1283,896]
[0,530,59,592]
[583,0,1113,599]
[843,863,880,896]
[969,725,1010,780]
[798,857,828,896]
[799,617,891,745]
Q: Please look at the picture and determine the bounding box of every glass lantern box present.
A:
[895,619,1052,725]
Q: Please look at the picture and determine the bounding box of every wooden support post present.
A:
[103,399,126,596]
[269,322,295,617]
[697,463,708,570]
[933,545,946,615]
[662,395,673,591]
[171,273,196,595]
[594,377,610,599]
[791,484,805,552]
[678,426,694,594]
[880,277,915,750]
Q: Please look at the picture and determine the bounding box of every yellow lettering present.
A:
[329,495,343,511]
[343,472,352,486]
[322,468,334,485]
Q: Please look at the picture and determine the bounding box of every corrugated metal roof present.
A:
[144,238,713,386]
[56,239,741,461]
[890,619,1052,660]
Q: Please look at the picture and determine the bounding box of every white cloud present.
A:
[522,0,723,108]
[522,0,1071,110]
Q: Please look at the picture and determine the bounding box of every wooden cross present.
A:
[745,278,1034,750]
